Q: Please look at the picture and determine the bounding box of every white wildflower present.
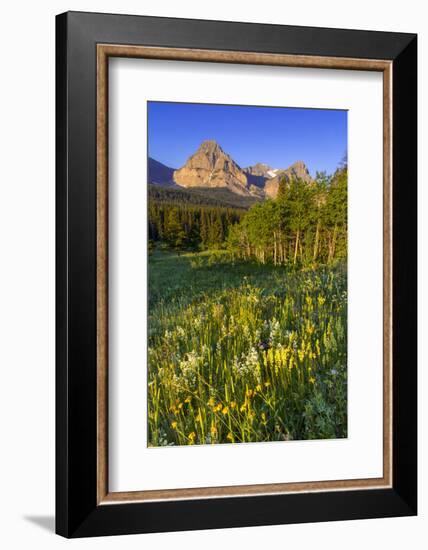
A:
[176,326,185,338]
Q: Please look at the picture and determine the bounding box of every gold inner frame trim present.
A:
[96,44,393,505]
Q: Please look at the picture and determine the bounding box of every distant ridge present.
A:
[148,157,176,186]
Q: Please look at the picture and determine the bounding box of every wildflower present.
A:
[232,347,260,379]
[171,421,178,430]
[240,404,246,412]
[246,389,254,398]
[264,381,271,388]
[305,321,315,335]
[208,397,215,407]
[227,432,233,442]
[195,413,202,422]
[188,431,196,444]
[178,351,200,389]
[318,295,326,306]
[230,401,237,409]
[184,396,192,404]
[176,326,185,338]
[268,318,281,345]
[309,376,316,384]
[256,384,262,392]
[210,424,218,438]
[222,406,229,415]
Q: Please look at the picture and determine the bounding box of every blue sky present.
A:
[148,101,347,176]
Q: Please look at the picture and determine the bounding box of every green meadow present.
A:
[148,250,347,446]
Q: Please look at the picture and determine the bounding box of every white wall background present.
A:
[0,1,424,548]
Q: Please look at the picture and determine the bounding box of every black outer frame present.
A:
[56,11,417,538]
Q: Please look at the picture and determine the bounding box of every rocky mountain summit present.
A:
[264,160,313,198]
[149,140,313,199]
[173,140,252,196]
[244,163,274,178]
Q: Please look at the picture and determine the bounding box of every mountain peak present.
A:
[290,160,307,168]
[287,160,311,180]
[173,140,251,196]
[198,139,222,150]
[244,163,273,177]
[195,140,227,161]
[264,160,313,198]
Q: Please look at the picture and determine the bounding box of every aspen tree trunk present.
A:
[331,223,338,260]
[313,221,320,261]
[283,235,286,263]
[273,232,277,266]
[327,224,338,263]
[294,230,300,265]
[327,233,332,263]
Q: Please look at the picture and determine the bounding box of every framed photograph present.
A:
[56,11,417,538]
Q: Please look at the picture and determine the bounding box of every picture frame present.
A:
[56,11,417,538]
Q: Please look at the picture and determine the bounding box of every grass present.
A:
[148,249,347,446]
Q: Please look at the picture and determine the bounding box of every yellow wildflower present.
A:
[309,376,316,384]
[222,406,229,415]
[171,421,178,430]
[230,401,237,409]
[188,431,196,444]
[184,396,192,404]
[227,432,233,441]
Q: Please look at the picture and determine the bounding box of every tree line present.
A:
[227,167,347,266]
[149,202,243,250]
[148,166,347,266]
